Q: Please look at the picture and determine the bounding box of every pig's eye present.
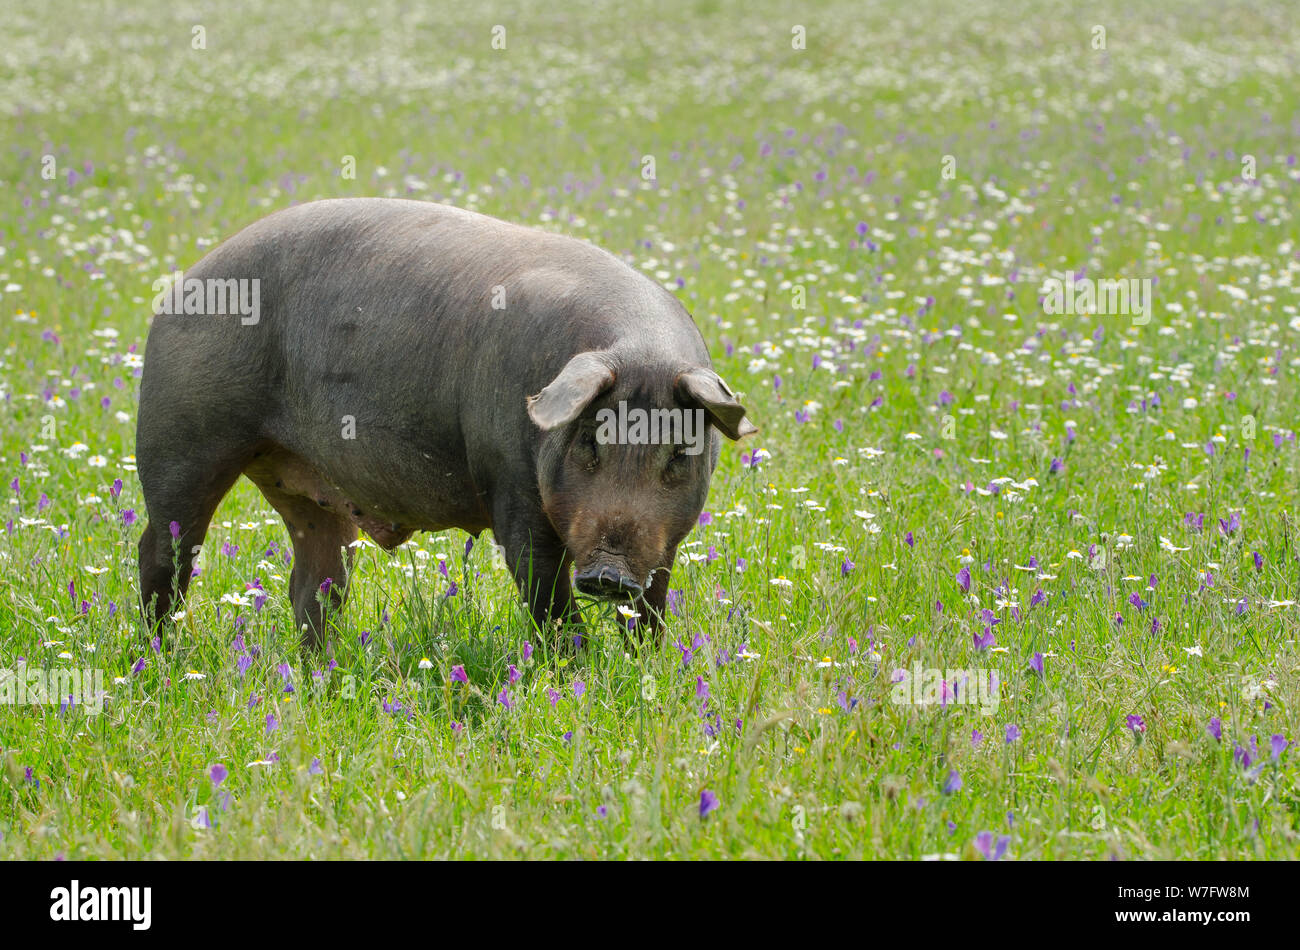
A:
[665,445,690,472]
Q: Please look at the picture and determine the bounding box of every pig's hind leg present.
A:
[137,445,251,631]
[248,474,357,650]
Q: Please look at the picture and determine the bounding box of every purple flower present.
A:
[1252,551,1263,571]
[1049,457,1064,475]
[1128,591,1149,611]
[1028,652,1044,675]
[1126,714,1146,734]
[1271,735,1289,761]
[265,713,278,733]
[521,641,533,662]
[450,665,468,684]
[497,687,513,709]
[547,687,561,707]
[1004,723,1021,743]
[975,832,1010,861]
[955,566,971,593]
[973,626,995,651]
[1207,717,1222,742]
[699,789,720,819]
[942,771,962,795]
[209,764,228,787]
[308,758,324,776]
[971,729,984,748]
[507,664,521,685]
[841,558,855,577]
[573,678,586,699]
[1234,737,1257,771]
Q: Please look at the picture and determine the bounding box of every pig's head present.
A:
[527,350,756,603]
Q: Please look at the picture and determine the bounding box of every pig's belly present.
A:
[243,442,490,548]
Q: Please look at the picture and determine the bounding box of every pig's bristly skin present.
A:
[136,198,755,647]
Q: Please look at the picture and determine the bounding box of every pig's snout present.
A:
[574,562,644,601]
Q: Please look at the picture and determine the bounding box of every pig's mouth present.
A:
[573,556,646,602]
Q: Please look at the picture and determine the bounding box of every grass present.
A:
[0,0,1297,859]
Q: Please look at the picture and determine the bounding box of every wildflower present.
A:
[975,832,1010,861]
[699,789,720,819]
[955,566,971,593]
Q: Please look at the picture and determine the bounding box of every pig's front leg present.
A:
[636,543,679,642]
[494,503,583,645]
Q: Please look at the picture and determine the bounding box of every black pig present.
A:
[136,198,755,647]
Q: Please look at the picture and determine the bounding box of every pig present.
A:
[136,198,756,648]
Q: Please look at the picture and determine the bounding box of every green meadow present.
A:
[1,0,1297,858]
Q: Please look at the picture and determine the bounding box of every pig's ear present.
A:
[677,367,758,441]
[527,352,616,431]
